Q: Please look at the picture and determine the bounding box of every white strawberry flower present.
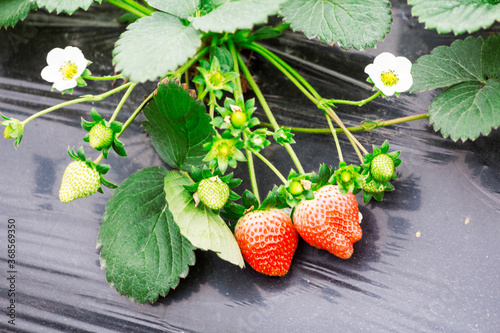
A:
[41,46,89,92]
[364,52,413,96]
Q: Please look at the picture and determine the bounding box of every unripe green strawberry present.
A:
[230,111,247,128]
[89,123,113,149]
[362,178,385,194]
[197,177,230,210]
[59,161,101,203]
[370,153,395,182]
[288,180,304,196]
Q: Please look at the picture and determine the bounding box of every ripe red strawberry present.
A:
[293,185,362,259]
[234,209,298,276]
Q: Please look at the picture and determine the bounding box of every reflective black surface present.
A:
[1,2,499,332]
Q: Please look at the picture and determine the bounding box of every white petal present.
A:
[395,74,413,93]
[46,48,65,67]
[364,63,379,76]
[379,85,396,96]
[53,79,77,92]
[66,46,88,77]
[41,66,61,83]
[373,52,396,68]
[395,56,412,73]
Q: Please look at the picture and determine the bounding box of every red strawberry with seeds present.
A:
[293,185,362,259]
[234,209,298,276]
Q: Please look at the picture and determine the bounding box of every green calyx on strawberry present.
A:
[361,140,401,203]
[1,113,24,147]
[81,108,126,158]
[193,56,239,99]
[277,169,315,207]
[234,208,298,276]
[184,166,241,212]
[293,185,362,259]
[59,147,117,203]
[333,161,363,195]
[212,97,260,137]
[245,128,271,152]
[203,135,246,174]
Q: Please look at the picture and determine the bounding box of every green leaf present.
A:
[280,0,392,50]
[113,12,202,82]
[145,0,200,18]
[411,36,484,92]
[408,0,500,35]
[481,34,500,80]
[143,82,214,171]
[190,0,287,33]
[412,35,500,141]
[210,46,233,72]
[36,0,102,14]
[164,170,245,268]
[0,0,37,28]
[98,167,196,304]
[428,80,500,141]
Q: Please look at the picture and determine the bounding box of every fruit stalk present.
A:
[236,52,305,175]
[21,82,133,126]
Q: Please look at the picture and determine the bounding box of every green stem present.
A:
[171,46,210,79]
[250,149,287,184]
[120,0,154,15]
[325,114,343,162]
[236,52,305,174]
[198,88,209,101]
[209,91,216,119]
[244,42,320,100]
[242,43,318,103]
[105,0,148,17]
[228,39,243,103]
[328,91,382,106]
[260,113,430,134]
[243,133,260,205]
[22,82,133,126]
[82,74,124,81]
[347,134,364,164]
[94,153,104,164]
[109,83,136,122]
[242,42,368,157]
[322,105,369,155]
[117,91,155,137]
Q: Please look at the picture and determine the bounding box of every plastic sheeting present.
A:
[1,2,499,332]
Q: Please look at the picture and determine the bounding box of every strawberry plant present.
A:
[1,0,499,305]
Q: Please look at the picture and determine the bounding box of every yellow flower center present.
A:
[209,72,224,88]
[380,70,399,87]
[59,61,79,80]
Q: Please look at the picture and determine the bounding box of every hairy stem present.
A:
[110,83,136,122]
[242,42,369,156]
[228,39,243,103]
[171,47,210,79]
[120,0,154,15]
[117,91,155,137]
[22,82,133,126]
[243,133,260,205]
[328,90,382,106]
[250,149,287,184]
[259,113,430,134]
[105,0,149,17]
[82,74,124,81]
[325,114,343,162]
[236,52,305,174]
